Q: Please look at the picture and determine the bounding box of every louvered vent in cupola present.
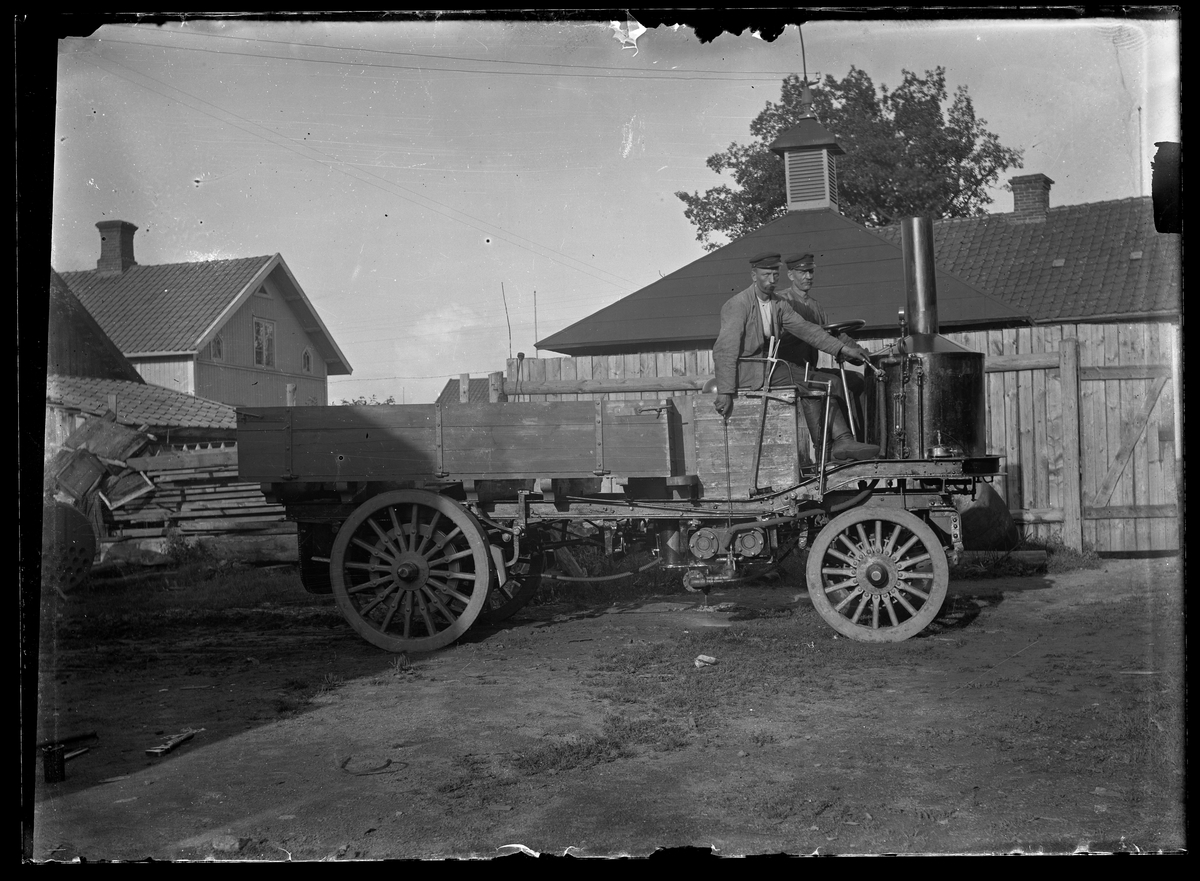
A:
[786,152,824,201]
[783,149,839,211]
[768,90,846,214]
[827,152,839,206]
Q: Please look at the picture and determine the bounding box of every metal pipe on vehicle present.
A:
[901,216,939,335]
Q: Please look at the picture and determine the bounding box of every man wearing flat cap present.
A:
[712,252,879,461]
[776,251,868,429]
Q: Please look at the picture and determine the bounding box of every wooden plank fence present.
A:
[468,321,1179,554]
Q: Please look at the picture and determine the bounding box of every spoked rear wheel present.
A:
[806,506,948,642]
[330,490,492,653]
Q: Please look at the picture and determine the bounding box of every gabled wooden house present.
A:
[59,221,352,408]
[44,268,294,560]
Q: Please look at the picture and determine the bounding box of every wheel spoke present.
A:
[883,523,901,556]
[892,590,919,616]
[828,547,857,567]
[352,535,397,563]
[427,547,476,568]
[419,586,457,622]
[345,560,393,574]
[894,534,921,559]
[366,516,403,558]
[832,587,863,612]
[848,592,869,623]
[424,578,474,606]
[883,594,900,626]
[874,519,882,551]
[823,576,859,593]
[388,505,405,546]
[358,583,399,615]
[820,566,857,578]
[347,573,397,594]
[871,594,880,629]
[836,534,860,557]
[897,552,932,570]
[405,506,420,552]
[415,590,438,634]
[425,525,464,558]
[438,570,480,583]
[897,579,931,600]
[379,589,404,631]
[856,523,871,551]
[415,511,441,555]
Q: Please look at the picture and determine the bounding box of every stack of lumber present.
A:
[108,449,294,539]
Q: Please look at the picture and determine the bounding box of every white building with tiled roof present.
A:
[59,221,352,407]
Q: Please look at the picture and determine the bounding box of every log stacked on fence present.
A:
[108,448,294,539]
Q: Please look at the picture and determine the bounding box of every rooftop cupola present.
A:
[769,81,846,213]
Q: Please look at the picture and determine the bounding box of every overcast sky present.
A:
[48,13,1180,404]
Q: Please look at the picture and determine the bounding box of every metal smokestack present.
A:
[900,216,938,335]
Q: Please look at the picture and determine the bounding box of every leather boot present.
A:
[801,396,880,462]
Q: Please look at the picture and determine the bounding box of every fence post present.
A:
[1059,339,1083,551]
[286,383,296,407]
[459,373,470,404]
[489,371,506,403]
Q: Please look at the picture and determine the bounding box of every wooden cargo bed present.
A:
[238,400,684,484]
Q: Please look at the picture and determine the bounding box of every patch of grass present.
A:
[314,672,342,698]
[162,527,214,566]
[511,712,689,774]
[950,550,1040,580]
[71,564,312,614]
[54,564,341,644]
[1034,536,1104,574]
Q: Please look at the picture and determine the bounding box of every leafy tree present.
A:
[677,66,1024,247]
[337,393,396,406]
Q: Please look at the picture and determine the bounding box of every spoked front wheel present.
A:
[806,506,949,642]
[329,490,493,652]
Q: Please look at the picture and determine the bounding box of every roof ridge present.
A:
[59,254,276,275]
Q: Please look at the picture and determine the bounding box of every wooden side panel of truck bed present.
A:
[237,400,683,483]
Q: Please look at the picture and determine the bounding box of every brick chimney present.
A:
[1010,174,1054,220]
[96,220,138,275]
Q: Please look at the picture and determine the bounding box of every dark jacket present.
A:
[713,285,845,394]
[775,284,856,369]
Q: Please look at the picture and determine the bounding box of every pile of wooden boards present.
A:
[109,448,293,540]
[46,415,296,563]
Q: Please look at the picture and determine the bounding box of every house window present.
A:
[254,285,271,299]
[210,332,224,361]
[254,318,276,368]
[302,348,313,374]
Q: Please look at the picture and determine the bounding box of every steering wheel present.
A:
[823,319,867,337]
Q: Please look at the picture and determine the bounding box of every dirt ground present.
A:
[28,556,1185,860]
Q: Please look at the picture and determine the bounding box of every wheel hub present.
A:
[854,554,898,597]
[390,551,429,590]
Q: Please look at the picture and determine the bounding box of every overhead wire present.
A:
[76,50,639,293]
[96,26,808,82]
